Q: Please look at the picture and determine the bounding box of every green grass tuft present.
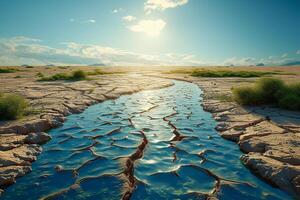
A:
[36,72,44,78]
[191,70,276,78]
[0,68,17,73]
[0,93,28,120]
[72,70,86,79]
[233,78,300,111]
[87,69,105,75]
[39,70,87,81]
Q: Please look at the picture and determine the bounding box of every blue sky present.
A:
[0,0,299,66]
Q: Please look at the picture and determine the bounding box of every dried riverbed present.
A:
[1,81,292,199]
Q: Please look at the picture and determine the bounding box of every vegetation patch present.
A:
[233,78,300,111]
[0,93,29,120]
[36,72,44,78]
[0,68,17,73]
[87,69,106,75]
[87,69,125,75]
[191,70,276,78]
[58,66,70,69]
[39,70,88,81]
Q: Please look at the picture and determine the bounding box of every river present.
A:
[2,81,291,200]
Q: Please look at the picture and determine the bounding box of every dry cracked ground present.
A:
[154,71,300,198]
[0,66,300,199]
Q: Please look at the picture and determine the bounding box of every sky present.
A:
[0,0,299,66]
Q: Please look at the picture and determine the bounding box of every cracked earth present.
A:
[0,68,299,199]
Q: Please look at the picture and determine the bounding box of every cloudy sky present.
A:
[0,0,299,66]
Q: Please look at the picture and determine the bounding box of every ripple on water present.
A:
[1,81,293,200]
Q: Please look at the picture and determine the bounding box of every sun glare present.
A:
[129,19,166,36]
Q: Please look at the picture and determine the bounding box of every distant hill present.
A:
[283,61,300,66]
[89,63,106,66]
[256,63,265,66]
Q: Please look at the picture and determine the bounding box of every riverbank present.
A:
[0,68,173,195]
[153,72,300,198]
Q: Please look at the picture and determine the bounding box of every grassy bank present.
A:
[39,70,88,81]
[0,68,17,73]
[191,69,277,78]
[233,78,300,110]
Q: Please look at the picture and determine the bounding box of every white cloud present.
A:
[0,36,208,66]
[112,8,124,13]
[82,19,96,23]
[128,19,166,36]
[145,0,188,14]
[223,57,257,66]
[1,36,298,67]
[297,50,300,54]
[88,19,96,23]
[69,18,96,24]
[122,15,136,22]
[281,53,288,58]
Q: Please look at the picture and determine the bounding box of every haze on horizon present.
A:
[0,0,299,67]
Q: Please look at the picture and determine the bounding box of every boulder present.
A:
[25,132,51,145]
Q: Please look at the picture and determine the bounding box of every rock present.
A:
[1,119,53,135]
[34,182,40,187]
[241,153,300,197]
[0,165,31,187]
[0,144,41,167]
[292,175,300,195]
[70,183,80,190]
[25,132,52,144]
[55,165,64,172]
[0,174,15,187]
[239,138,266,153]
[0,134,27,151]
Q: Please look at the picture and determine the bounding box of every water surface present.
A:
[2,81,291,199]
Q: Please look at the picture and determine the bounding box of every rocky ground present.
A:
[1,66,300,198]
[154,73,300,198]
[0,68,173,195]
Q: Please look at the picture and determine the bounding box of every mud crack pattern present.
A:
[1,81,292,199]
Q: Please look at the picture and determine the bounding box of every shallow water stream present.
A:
[2,81,291,199]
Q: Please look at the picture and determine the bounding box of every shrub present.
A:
[87,69,105,75]
[39,73,69,81]
[0,68,17,73]
[255,78,284,103]
[278,94,300,110]
[0,93,28,120]
[191,70,275,78]
[36,72,44,78]
[39,70,87,81]
[233,78,300,111]
[71,70,86,80]
[233,86,264,105]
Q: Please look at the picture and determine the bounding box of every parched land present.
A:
[0,66,300,198]
[0,66,173,195]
